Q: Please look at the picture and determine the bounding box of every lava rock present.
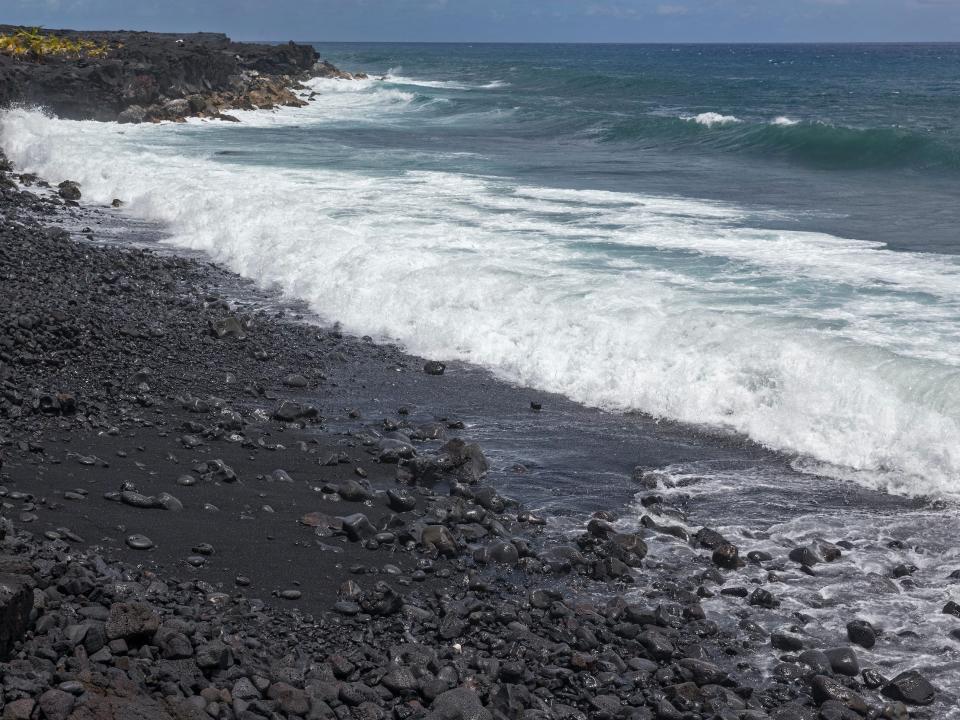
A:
[846,619,877,649]
[38,689,75,720]
[881,670,935,706]
[386,488,417,512]
[748,588,779,608]
[942,600,960,618]
[485,541,520,566]
[340,513,377,542]
[824,647,860,677]
[57,180,81,201]
[421,525,458,557]
[788,546,821,566]
[0,573,34,660]
[427,687,492,720]
[105,602,160,643]
[712,543,741,570]
[424,361,446,376]
[810,675,869,715]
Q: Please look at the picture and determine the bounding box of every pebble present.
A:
[125,534,154,550]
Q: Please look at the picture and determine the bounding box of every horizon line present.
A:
[246,39,960,45]
[1,25,955,45]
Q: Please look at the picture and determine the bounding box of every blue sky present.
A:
[7,0,960,42]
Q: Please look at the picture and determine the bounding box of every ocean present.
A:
[2,42,960,698]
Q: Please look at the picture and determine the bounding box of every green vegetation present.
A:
[0,27,115,61]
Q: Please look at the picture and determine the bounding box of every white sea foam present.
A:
[771,115,799,126]
[201,77,417,128]
[683,111,741,126]
[621,461,960,711]
[384,74,508,91]
[2,104,958,497]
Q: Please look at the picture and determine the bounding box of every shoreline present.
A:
[0,30,953,720]
[0,147,947,720]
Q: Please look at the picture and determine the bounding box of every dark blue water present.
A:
[314,42,960,253]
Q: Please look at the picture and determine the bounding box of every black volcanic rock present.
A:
[0,26,357,121]
[882,670,936,705]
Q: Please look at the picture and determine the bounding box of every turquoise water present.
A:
[2,42,959,497]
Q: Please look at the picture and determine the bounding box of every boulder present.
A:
[57,181,81,201]
[272,399,318,422]
[810,675,868,715]
[209,316,246,339]
[339,513,376,542]
[38,689,75,720]
[163,98,191,117]
[424,361,446,376]
[105,602,160,643]
[359,582,404,616]
[386,488,417,512]
[824,647,860,677]
[788,546,821,566]
[712,543,740,569]
[267,683,310,716]
[195,640,233,670]
[0,573,34,659]
[117,105,147,124]
[427,687,492,720]
[421,525,458,557]
[881,670,935,706]
[748,588,779,608]
[62,696,174,720]
[485,541,519,566]
[846,619,877,649]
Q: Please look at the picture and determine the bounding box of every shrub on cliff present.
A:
[0,27,115,62]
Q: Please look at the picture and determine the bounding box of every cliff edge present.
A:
[0,26,363,122]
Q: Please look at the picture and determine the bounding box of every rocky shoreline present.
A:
[0,29,949,720]
[0,27,364,123]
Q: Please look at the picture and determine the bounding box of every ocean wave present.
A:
[602,113,960,171]
[382,73,508,91]
[682,112,741,126]
[2,107,959,497]
[191,77,420,127]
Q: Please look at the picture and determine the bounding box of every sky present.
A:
[5,0,960,42]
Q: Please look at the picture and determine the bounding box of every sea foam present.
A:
[2,97,958,498]
[683,112,741,126]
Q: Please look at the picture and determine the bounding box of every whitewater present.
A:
[2,68,958,498]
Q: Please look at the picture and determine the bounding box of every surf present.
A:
[2,84,958,498]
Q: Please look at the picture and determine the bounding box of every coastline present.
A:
[0,30,953,720]
[0,27,364,123]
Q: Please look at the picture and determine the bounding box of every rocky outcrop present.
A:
[0,27,364,122]
[0,570,34,659]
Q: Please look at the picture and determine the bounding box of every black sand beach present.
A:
[0,28,950,720]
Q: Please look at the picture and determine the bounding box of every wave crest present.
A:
[603,114,960,171]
